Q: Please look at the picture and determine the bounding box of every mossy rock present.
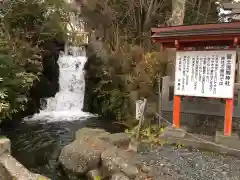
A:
[0,136,7,139]
[36,175,49,180]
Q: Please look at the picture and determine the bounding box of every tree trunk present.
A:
[167,0,186,81]
[168,0,186,26]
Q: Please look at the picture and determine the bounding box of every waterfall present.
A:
[26,48,93,122]
[24,2,93,121]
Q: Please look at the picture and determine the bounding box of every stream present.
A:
[0,117,124,179]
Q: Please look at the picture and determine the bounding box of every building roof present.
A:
[152,28,240,38]
[151,22,240,48]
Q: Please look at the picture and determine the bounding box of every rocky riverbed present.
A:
[5,120,240,180]
[138,144,240,180]
[58,127,240,180]
[59,128,157,180]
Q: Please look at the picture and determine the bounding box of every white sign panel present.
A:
[174,50,236,99]
[136,100,144,120]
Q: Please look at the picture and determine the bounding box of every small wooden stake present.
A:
[136,99,147,140]
[158,77,162,128]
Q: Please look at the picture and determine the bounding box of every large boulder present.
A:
[76,128,130,148]
[59,128,154,180]
[75,128,111,140]
[99,133,130,148]
[111,172,130,180]
[101,147,139,178]
[59,134,114,175]
[59,141,100,175]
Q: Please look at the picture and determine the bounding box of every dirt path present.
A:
[138,144,240,180]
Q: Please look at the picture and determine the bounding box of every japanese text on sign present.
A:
[174,50,236,98]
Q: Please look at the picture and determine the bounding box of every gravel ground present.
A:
[138,144,240,180]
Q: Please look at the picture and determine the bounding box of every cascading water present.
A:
[24,1,94,122]
[26,49,93,121]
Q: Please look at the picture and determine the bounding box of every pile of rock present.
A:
[59,128,154,180]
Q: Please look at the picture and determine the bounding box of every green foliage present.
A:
[86,54,130,120]
[0,136,7,139]
[125,125,167,145]
[93,176,101,180]
[37,175,48,180]
[0,0,68,120]
[85,44,168,121]
[0,54,37,119]
[94,89,129,120]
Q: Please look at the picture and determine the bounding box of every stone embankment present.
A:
[59,128,155,180]
[0,138,49,180]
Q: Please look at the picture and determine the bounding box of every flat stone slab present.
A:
[215,131,240,150]
[0,137,10,155]
[160,126,187,138]
[75,128,110,140]
[99,133,130,148]
[158,133,240,156]
[0,154,49,180]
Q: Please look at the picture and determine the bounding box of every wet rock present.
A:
[0,154,49,180]
[87,169,101,180]
[59,141,100,174]
[76,128,130,148]
[101,147,139,178]
[60,128,157,179]
[75,128,110,140]
[99,133,130,147]
[59,138,113,175]
[111,172,130,180]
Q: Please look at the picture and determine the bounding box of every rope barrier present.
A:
[155,112,240,153]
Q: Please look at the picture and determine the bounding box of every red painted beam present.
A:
[158,41,234,49]
[152,34,240,48]
[153,35,240,42]
[151,22,240,33]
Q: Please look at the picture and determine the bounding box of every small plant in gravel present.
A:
[175,143,184,148]
[125,125,188,149]
[125,125,167,145]
[93,176,101,180]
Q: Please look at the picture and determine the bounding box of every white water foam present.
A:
[25,52,94,122]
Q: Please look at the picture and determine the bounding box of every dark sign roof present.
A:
[152,28,240,38]
[151,22,240,34]
[151,22,240,48]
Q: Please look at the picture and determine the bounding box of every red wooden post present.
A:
[224,37,238,136]
[173,96,180,128]
[224,99,233,136]
[172,40,180,128]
